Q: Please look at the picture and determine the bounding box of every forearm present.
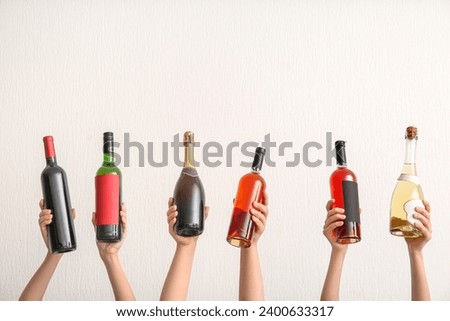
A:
[101,254,135,301]
[239,244,264,301]
[19,252,62,301]
[160,244,196,301]
[408,248,430,301]
[320,248,347,301]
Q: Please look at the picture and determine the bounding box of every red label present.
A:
[95,174,120,225]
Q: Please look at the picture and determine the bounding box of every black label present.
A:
[342,181,360,223]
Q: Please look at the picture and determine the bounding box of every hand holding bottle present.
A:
[166,197,210,247]
[238,191,269,301]
[323,199,349,253]
[160,197,210,300]
[38,199,76,254]
[248,191,269,244]
[320,199,360,301]
[19,200,76,300]
[404,200,431,301]
[92,203,128,259]
[405,200,432,253]
[92,202,135,301]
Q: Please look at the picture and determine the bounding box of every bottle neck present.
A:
[401,138,417,176]
[103,137,115,165]
[251,167,261,173]
[336,145,347,168]
[251,148,265,172]
[103,152,115,165]
[46,157,57,166]
[184,143,195,168]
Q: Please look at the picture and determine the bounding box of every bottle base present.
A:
[51,247,77,254]
[96,225,122,242]
[227,236,251,248]
[336,237,360,244]
[96,237,122,243]
[390,227,422,238]
[175,224,203,237]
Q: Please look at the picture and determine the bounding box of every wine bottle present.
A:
[329,140,361,244]
[227,147,266,248]
[95,132,122,242]
[173,131,205,237]
[41,136,77,253]
[390,126,424,238]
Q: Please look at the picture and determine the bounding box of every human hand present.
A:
[92,203,127,259]
[323,199,348,253]
[250,191,269,244]
[166,197,209,247]
[39,199,76,254]
[405,200,432,253]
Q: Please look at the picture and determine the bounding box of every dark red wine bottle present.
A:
[173,131,205,237]
[95,132,122,242]
[41,136,77,253]
[329,140,361,244]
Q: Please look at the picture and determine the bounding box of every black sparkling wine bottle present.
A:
[41,136,77,253]
[173,131,205,236]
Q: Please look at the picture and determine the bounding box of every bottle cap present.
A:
[103,132,114,141]
[405,126,418,140]
[43,136,56,158]
[184,131,195,144]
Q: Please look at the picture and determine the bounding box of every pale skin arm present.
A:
[160,197,210,301]
[239,191,269,301]
[405,200,432,301]
[19,200,76,301]
[320,199,351,301]
[92,203,135,301]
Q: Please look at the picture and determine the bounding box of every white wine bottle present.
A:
[390,126,424,238]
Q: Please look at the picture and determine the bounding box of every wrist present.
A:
[100,252,120,265]
[176,242,197,251]
[46,251,63,260]
[407,245,423,257]
[241,243,258,252]
[331,246,347,257]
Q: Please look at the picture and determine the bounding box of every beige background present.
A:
[1,0,450,300]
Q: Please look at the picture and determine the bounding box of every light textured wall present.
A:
[1,0,450,301]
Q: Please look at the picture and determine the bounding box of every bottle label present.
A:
[342,181,360,223]
[398,174,420,185]
[404,199,422,225]
[95,174,120,225]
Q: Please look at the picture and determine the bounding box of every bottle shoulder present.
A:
[96,165,121,176]
[240,171,266,184]
[174,169,205,197]
[330,167,357,182]
[41,164,66,176]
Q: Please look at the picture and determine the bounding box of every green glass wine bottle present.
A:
[95,132,122,242]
